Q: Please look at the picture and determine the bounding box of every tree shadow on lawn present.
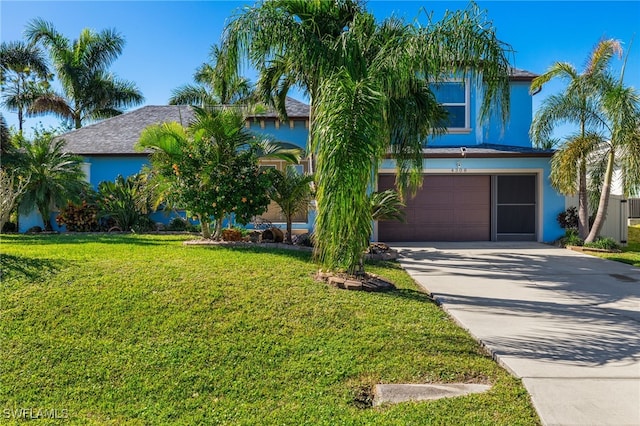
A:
[0,253,68,282]
[0,233,190,246]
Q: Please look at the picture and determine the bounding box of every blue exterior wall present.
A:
[247,119,309,150]
[428,81,533,148]
[18,119,311,232]
[84,156,149,188]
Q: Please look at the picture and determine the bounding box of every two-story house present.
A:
[19,70,567,243]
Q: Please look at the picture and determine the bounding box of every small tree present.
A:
[0,168,29,231]
[19,131,88,230]
[138,107,297,240]
[268,165,314,244]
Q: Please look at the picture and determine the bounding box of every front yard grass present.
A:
[592,225,640,267]
[1,234,539,425]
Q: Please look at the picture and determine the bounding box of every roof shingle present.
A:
[58,97,310,155]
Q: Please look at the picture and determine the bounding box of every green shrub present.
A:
[131,216,156,233]
[557,207,579,229]
[166,217,188,231]
[56,200,99,232]
[560,229,584,247]
[585,237,619,251]
[97,174,149,231]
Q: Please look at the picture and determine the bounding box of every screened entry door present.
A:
[495,175,537,241]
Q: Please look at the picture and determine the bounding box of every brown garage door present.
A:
[378,174,490,242]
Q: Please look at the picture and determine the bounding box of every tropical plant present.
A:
[138,107,300,240]
[370,189,406,223]
[18,131,88,230]
[220,0,512,274]
[0,40,51,134]
[96,174,150,231]
[25,19,144,129]
[56,199,99,232]
[530,39,623,240]
[169,45,253,107]
[584,236,620,251]
[268,165,314,244]
[585,58,640,242]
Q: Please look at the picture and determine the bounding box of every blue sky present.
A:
[2,0,639,136]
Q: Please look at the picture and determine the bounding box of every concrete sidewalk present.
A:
[393,242,640,426]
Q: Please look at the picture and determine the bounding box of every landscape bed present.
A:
[1,234,539,425]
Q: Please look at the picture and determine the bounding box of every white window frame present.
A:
[431,79,471,134]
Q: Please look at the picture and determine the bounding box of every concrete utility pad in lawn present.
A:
[394,242,640,426]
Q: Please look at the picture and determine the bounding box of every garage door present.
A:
[377,174,490,242]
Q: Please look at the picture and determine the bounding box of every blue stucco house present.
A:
[19,71,567,242]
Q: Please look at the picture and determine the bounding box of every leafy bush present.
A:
[56,200,99,232]
[293,232,314,247]
[585,237,620,251]
[97,174,149,231]
[222,228,243,241]
[2,222,17,233]
[557,207,578,229]
[166,217,188,231]
[560,229,584,247]
[131,216,156,233]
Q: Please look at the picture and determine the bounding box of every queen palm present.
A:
[220,0,512,274]
[169,45,253,107]
[0,40,51,133]
[585,59,640,242]
[530,40,622,240]
[25,19,143,129]
[19,132,88,230]
[268,165,314,244]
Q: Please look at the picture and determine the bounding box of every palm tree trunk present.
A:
[585,151,615,243]
[286,218,293,244]
[578,159,590,239]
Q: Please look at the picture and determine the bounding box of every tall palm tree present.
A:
[169,45,253,107]
[268,165,314,244]
[25,19,144,129]
[220,0,512,274]
[585,57,640,242]
[19,132,88,230]
[0,40,51,133]
[530,39,622,240]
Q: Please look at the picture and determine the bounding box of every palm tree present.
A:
[19,132,88,230]
[0,40,51,133]
[220,1,512,274]
[169,45,253,107]
[585,57,640,242]
[268,165,314,244]
[530,40,622,240]
[25,19,144,129]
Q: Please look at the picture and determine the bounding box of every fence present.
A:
[629,198,640,218]
[565,195,629,243]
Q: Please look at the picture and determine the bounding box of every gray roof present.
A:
[509,68,538,81]
[59,97,310,155]
[422,143,553,157]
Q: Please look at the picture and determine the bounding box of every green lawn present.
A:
[593,226,640,267]
[1,234,539,425]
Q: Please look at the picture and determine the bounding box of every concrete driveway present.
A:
[393,242,640,426]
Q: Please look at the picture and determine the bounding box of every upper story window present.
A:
[430,80,470,131]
